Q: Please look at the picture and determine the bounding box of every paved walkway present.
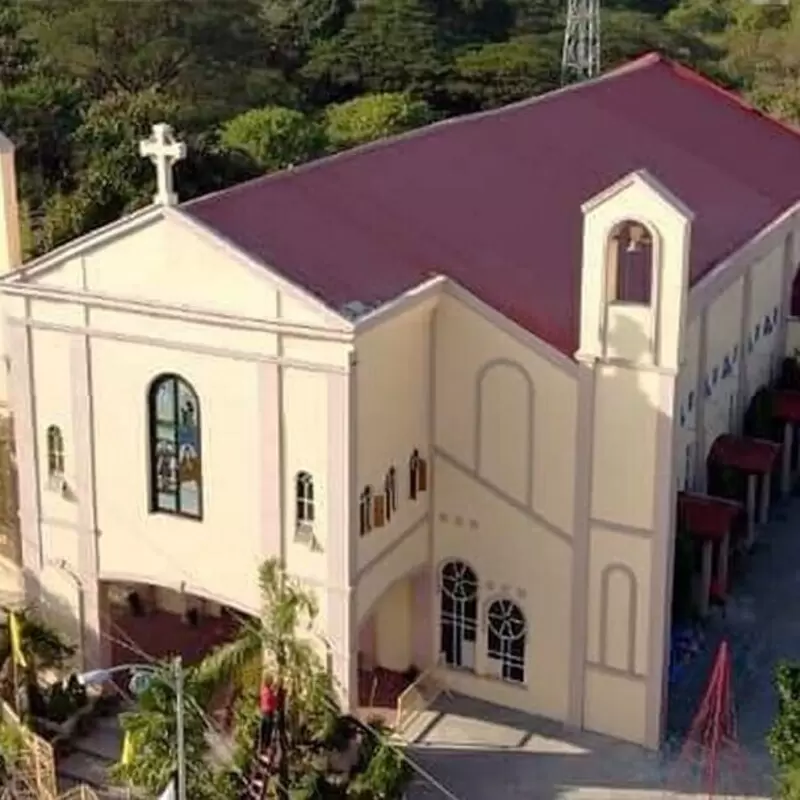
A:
[406,491,800,800]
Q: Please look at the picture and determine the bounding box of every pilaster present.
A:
[694,308,709,485]
[645,372,679,748]
[326,354,357,709]
[69,333,102,670]
[258,362,282,560]
[6,319,41,592]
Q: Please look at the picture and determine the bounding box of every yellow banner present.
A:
[8,611,27,669]
[121,732,134,766]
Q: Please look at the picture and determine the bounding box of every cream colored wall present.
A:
[675,319,700,491]
[745,244,784,395]
[431,293,576,722]
[17,213,351,626]
[374,578,412,672]
[590,365,661,530]
[702,278,743,454]
[353,302,434,621]
[685,241,786,468]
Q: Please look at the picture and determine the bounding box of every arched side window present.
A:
[384,466,397,522]
[359,486,373,536]
[486,598,526,684]
[607,220,654,305]
[46,425,65,477]
[148,374,202,519]
[409,449,428,500]
[440,560,478,670]
[296,471,315,524]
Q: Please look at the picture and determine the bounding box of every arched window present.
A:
[148,374,202,519]
[359,486,373,536]
[46,425,64,477]
[296,471,314,524]
[384,467,396,521]
[608,220,654,305]
[486,599,526,684]
[440,561,478,670]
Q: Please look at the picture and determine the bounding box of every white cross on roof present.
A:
[139,123,187,207]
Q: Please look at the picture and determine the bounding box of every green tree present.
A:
[324,92,433,149]
[26,0,268,100]
[0,0,39,87]
[37,88,260,253]
[446,34,560,111]
[221,106,326,171]
[302,0,446,102]
[0,76,84,202]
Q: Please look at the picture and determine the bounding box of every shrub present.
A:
[769,661,800,797]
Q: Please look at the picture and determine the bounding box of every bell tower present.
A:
[575,170,693,748]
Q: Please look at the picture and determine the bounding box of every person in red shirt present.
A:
[259,677,279,751]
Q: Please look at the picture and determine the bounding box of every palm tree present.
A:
[194,559,338,799]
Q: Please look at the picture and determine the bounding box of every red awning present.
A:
[677,492,743,540]
[708,434,781,474]
[773,390,800,424]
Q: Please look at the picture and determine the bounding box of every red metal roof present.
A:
[708,434,781,474]
[677,491,743,540]
[184,53,800,356]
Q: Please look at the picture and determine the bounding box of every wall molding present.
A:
[2,282,353,342]
[434,446,571,545]
[6,316,348,375]
[474,359,535,509]
[590,518,652,539]
[356,514,428,581]
[585,660,647,683]
[598,563,639,674]
[568,362,595,727]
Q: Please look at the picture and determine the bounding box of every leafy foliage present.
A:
[111,662,219,800]
[770,661,800,798]
[221,106,326,171]
[324,92,434,149]
[0,606,75,704]
[2,0,797,262]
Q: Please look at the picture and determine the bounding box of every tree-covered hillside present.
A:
[0,0,796,257]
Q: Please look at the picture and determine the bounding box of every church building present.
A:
[2,52,800,749]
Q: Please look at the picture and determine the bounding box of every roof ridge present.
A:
[662,55,800,142]
[183,53,662,212]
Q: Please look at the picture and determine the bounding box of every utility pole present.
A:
[174,656,187,800]
[561,0,601,85]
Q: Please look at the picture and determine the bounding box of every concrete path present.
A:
[406,491,800,800]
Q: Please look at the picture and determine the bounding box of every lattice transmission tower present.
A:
[561,0,601,85]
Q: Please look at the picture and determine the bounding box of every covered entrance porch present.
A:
[357,566,433,719]
[101,580,245,669]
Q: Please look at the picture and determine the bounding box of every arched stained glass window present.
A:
[148,374,202,519]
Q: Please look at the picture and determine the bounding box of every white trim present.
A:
[0,281,353,343]
[168,207,353,331]
[6,315,348,374]
[444,280,579,375]
[688,203,800,319]
[5,206,164,283]
[352,274,446,334]
[581,169,694,222]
